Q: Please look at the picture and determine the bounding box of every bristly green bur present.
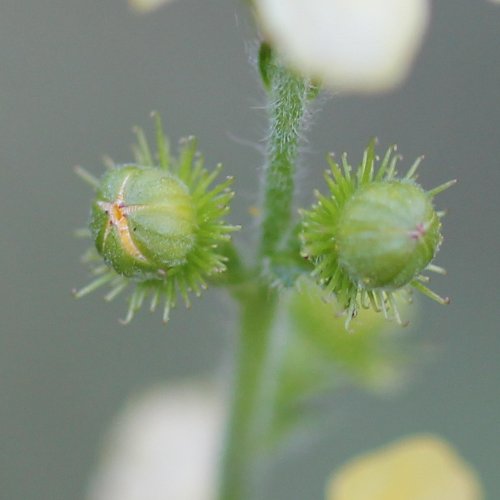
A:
[75,113,239,324]
[300,140,454,330]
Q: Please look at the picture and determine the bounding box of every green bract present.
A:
[75,115,239,323]
[300,140,454,328]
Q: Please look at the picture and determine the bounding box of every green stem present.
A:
[259,63,309,262]
[218,286,278,500]
[218,59,311,500]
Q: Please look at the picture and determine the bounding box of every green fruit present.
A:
[336,181,441,290]
[91,165,197,278]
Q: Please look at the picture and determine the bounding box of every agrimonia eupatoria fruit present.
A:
[300,140,455,329]
[74,114,239,323]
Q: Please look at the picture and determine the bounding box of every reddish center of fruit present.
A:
[409,222,426,241]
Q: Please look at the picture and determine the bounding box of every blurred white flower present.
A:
[87,382,224,500]
[129,0,176,13]
[254,0,430,93]
[327,435,483,500]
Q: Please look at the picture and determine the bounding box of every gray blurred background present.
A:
[0,0,499,498]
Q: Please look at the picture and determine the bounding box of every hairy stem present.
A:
[259,63,309,263]
[218,60,311,500]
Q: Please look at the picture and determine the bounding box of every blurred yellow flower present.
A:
[129,0,175,13]
[327,435,483,500]
[254,0,430,93]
